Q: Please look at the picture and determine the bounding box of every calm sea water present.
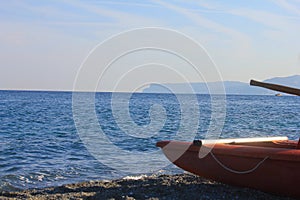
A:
[0,91,299,191]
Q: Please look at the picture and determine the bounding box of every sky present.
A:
[0,0,300,91]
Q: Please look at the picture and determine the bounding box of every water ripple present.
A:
[0,91,299,191]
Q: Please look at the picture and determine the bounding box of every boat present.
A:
[156,80,300,198]
[157,138,300,197]
[275,93,282,96]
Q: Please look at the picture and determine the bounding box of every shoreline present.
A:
[0,173,295,200]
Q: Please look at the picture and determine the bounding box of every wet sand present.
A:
[0,173,295,200]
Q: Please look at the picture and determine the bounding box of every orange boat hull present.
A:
[156,140,300,198]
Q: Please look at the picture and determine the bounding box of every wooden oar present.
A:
[250,79,300,96]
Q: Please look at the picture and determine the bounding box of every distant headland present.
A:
[143,75,300,95]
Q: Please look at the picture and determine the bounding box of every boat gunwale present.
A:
[156,140,300,162]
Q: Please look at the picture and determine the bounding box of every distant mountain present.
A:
[143,75,300,95]
[264,75,300,88]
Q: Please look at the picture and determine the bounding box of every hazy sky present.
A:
[0,0,299,91]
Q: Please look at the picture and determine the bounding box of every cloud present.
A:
[61,0,164,28]
[152,0,251,43]
[90,1,159,8]
[151,0,255,67]
[270,0,300,16]
[229,8,299,32]
[1,1,165,32]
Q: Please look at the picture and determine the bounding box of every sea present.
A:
[0,90,299,191]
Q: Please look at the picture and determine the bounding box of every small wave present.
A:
[122,174,148,180]
[0,181,21,192]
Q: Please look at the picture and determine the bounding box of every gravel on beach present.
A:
[0,173,296,200]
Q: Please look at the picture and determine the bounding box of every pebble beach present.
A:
[0,173,296,200]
